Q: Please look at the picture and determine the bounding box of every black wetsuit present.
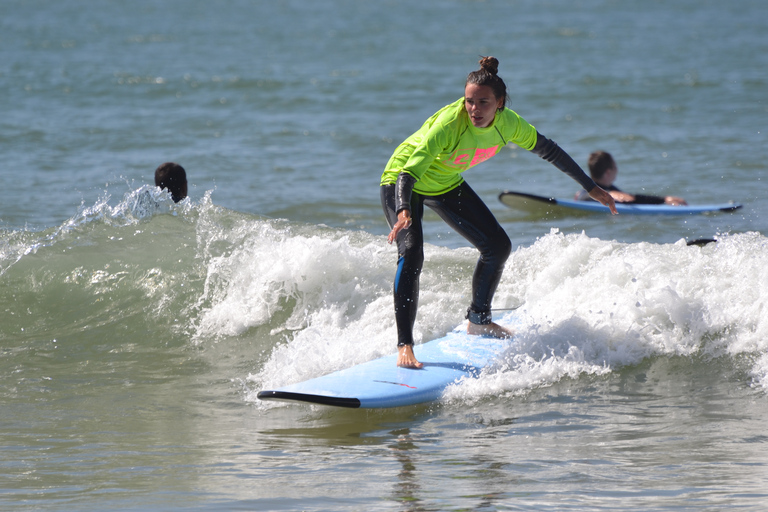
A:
[381,181,510,347]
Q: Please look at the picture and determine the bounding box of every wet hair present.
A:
[466,56,507,110]
[587,151,617,181]
[154,162,188,202]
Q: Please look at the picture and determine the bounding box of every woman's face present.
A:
[464,83,504,128]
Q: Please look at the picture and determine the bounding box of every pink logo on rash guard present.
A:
[469,146,498,166]
[446,146,499,169]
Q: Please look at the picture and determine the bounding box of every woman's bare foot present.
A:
[397,345,424,369]
[467,321,514,338]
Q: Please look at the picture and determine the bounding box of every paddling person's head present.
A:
[465,56,507,128]
[154,162,188,202]
[587,151,618,187]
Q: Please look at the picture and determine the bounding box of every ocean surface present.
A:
[2,0,767,510]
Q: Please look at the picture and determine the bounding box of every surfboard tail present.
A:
[257,390,361,408]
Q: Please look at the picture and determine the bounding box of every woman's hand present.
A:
[589,187,619,215]
[387,209,412,244]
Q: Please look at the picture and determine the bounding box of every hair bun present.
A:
[479,56,499,75]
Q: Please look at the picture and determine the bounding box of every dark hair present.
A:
[587,151,617,181]
[154,162,188,202]
[466,56,507,110]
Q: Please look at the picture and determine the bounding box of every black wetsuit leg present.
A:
[424,182,512,324]
[381,182,512,346]
[381,184,424,347]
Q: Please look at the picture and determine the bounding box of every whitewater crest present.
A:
[244,229,768,404]
[1,185,195,276]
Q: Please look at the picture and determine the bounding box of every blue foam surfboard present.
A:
[499,190,742,216]
[257,328,513,408]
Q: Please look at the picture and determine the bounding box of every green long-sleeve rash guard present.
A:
[380,98,538,196]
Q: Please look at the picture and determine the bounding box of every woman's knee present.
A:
[485,232,511,264]
[497,234,512,261]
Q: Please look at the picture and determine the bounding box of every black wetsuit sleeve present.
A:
[395,172,417,214]
[609,185,666,205]
[530,132,597,191]
[628,194,666,205]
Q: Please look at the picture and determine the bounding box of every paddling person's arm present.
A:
[662,195,687,206]
[627,193,687,205]
[617,191,688,206]
[608,189,637,203]
[576,186,685,207]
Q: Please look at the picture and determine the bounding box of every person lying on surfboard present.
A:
[574,151,687,206]
[380,56,617,369]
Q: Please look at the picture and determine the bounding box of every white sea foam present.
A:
[232,227,768,403]
[448,229,768,401]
